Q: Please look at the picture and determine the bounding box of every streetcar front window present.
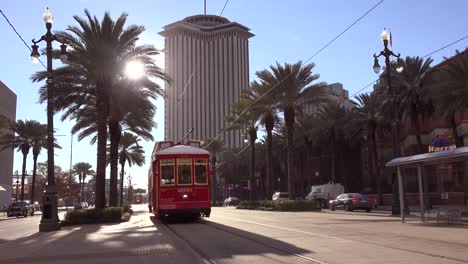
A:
[177,158,192,185]
[160,159,175,186]
[194,159,208,185]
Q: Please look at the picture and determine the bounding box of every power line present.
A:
[422,35,468,58]
[220,0,229,16]
[307,0,384,61]
[204,0,385,148]
[0,9,47,69]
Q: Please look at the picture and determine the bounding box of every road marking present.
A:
[202,220,328,264]
[214,214,468,263]
[215,214,350,242]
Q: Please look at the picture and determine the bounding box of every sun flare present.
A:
[125,60,145,80]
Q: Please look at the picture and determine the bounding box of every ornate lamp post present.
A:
[373,28,403,215]
[31,7,68,232]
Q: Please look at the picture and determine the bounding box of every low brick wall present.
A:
[365,192,466,206]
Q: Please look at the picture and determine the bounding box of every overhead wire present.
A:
[0,9,47,69]
[220,0,229,16]
[204,0,385,148]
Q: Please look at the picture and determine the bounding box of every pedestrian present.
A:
[3,204,6,216]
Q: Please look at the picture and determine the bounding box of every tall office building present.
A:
[0,81,16,207]
[160,14,254,148]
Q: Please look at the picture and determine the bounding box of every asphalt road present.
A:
[166,207,468,264]
[0,212,42,243]
[1,206,467,264]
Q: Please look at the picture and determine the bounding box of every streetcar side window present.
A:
[177,158,192,185]
[160,159,175,186]
[194,159,208,185]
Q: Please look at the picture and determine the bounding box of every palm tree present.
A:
[429,49,468,147]
[73,162,95,203]
[203,138,224,203]
[315,103,348,184]
[397,56,434,154]
[355,92,384,203]
[0,120,43,200]
[243,81,279,199]
[32,10,167,209]
[118,133,145,205]
[226,94,261,200]
[257,61,327,199]
[29,123,52,205]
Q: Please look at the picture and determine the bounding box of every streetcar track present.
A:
[158,219,217,264]
[156,215,327,264]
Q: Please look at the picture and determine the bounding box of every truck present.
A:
[305,182,344,208]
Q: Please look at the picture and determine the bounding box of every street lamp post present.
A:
[31,7,68,232]
[373,28,403,215]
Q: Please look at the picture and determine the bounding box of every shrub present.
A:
[63,207,123,225]
[122,204,133,214]
[236,200,321,212]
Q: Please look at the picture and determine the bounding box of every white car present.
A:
[272,192,290,201]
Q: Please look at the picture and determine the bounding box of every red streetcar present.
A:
[148,140,211,220]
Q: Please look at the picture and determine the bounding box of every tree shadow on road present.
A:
[0,209,182,264]
[151,215,316,262]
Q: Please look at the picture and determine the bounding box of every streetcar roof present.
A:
[156,144,209,156]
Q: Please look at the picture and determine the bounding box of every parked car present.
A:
[329,193,373,212]
[82,202,89,208]
[272,192,290,201]
[74,202,83,209]
[224,197,240,206]
[7,201,35,217]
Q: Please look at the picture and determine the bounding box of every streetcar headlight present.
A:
[182,194,188,199]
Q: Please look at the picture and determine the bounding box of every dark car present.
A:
[224,197,240,206]
[329,193,373,212]
[7,201,35,217]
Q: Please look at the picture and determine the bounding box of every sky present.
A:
[1,0,467,190]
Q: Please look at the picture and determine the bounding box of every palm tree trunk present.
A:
[30,155,38,204]
[330,129,336,183]
[249,131,256,200]
[120,161,125,206]
[212,156,217,203]
[20,152,27,201]
[95,85,108,210]
[78,173,82,203]
[367,126,375,189]
[413,115,424,154]
[369,126,381,203]
[449,113,462,147]
[266,128,273,199]
[109,120,121,206]
[285,107,296,199]
[81,173,85,203]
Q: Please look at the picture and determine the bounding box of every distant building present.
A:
[0,81,17,207]
[160,14,254,148]
[302,83,353,115]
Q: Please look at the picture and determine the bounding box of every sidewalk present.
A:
[0,205,204,264]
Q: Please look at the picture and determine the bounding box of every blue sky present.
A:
[1,0,467,189]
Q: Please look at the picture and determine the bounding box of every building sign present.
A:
[428,134,456,152]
